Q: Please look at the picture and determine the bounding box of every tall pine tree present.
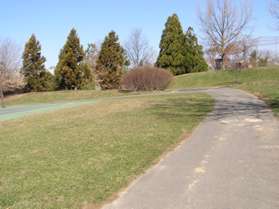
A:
[183,27,208,73]
[157,15,208,75]
[96,31,126,90]
[22,34,54,91]
[156,14,185,75]
[55,28,93,90]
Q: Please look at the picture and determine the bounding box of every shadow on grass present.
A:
[146,97,213,123]
[216,81,242,86]
[146,94,274,123]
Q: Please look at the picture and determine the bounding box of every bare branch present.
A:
[125,29,156,68]
[85,43,99,72]
[199,0,252,69]
[0,39,22,107]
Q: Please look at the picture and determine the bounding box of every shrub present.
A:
[121,66,173,91]
[3,72,25,95]
[40,71,56,91]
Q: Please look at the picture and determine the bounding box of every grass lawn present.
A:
[4,90,127,106]
[171,67,279,116]
[0,93,213,209]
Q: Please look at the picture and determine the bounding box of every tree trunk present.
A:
[0,83,5,108]
[221,53,225,70]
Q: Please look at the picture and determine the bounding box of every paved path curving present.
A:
[102,88,279,209]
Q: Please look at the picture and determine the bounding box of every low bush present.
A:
[121,66,173,91]
[3,72,25,95]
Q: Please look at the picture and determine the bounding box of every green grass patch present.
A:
[4,90,125,106]
[171,67,279,116]
[0,93,213,209]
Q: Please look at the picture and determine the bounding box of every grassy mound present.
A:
[4,90,123,106]
[0,93,213,209]
[172,67,279,116]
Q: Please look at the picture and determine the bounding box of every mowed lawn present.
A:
[4,90,125,106]
[172,67,279,116]
[0,93,213,209]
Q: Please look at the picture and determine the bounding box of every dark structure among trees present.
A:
[199,0,251,70]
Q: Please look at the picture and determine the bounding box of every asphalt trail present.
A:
[102,88,279,209]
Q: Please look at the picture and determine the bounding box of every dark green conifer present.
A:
[157,15,208,75]
[96,31,126,90]
[22,34,53,91]
[55,28,93,90]
[156,14,185,75]
[183,27,208,73]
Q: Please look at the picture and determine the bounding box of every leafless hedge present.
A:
[121,66,173,91]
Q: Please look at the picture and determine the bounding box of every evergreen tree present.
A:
[249,50,258,67]
[156,14,185,75]
[22,34,53,91]
[55,28,93,90]
[96,31,126,90]
[183,27,208,73]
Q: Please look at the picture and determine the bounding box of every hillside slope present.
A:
[171,67,279,116]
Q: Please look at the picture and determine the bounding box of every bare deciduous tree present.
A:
[0,39,21,107]
[85,43,99,71]
[239,36,255,62]
[231,36,257,68]
[125,29,155,68]
[199,0,252,69]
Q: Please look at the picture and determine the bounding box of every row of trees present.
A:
[4,0,278,99]
[20,14,207,92]
[21,29,127,91]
